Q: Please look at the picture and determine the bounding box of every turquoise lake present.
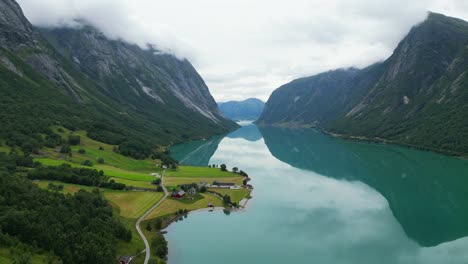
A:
[167,122,468,264]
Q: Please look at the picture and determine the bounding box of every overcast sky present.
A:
[17,0,468,102]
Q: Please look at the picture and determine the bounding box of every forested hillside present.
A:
[0,0,237,160]
[258,13,468,155]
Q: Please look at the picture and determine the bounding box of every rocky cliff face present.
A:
[0,0,237,149]
[39,25,226,124]
[0,0,34,48]
[258,13,468,155]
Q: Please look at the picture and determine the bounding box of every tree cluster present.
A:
[0,155,132,263]
[28,164,126,190]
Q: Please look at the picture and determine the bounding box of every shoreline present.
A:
[320,128,467,159]
[256,123,467,159]
[159,190,254,259]
[161,192,253,233]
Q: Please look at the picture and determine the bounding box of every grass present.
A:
[34,158,156,181]
[104,191,164,219]
[0,142,11,153]
[110,178,157,189]
[95,165,155,181]
[34,181,164,220]
[165,166,237,178]
[49,127,157,172]
[209,188,250,203]
[164,176,243,186]
[145,193,223,220]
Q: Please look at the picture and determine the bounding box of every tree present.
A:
[154,218,163,230]
[232,167,239,173]
[97,157,105,164]
[223,194,232,205]
[152,179,161,185]
[243,178,249,186]
[156,186,164,192]
[81,160,93,166]
[220,164,227,171]
[59,145,71,154]
[200,186,207,193]
[12,251,31,264]
[151,234,168,259]
[68,135,81,146]
[78,148,86,154]
[146,222,152,231]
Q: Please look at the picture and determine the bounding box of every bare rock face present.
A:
[259,12,468,155]
[39,25,226,123]
[0,0,34,49]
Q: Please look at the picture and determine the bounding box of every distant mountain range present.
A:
[0,0,237,152]
[258,12,468,156]
[218,98,265,121]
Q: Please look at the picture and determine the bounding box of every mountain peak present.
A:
[259,12,468,155]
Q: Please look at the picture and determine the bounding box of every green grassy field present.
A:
[111,178,157,189]
[209,188,250,203]
[0,144,11,153]
[145,193,223,220]
[104,191,164,219]
[49,127,157,172]
[166,166,238,178]
[164,176,243,186]
[34,158,156,182]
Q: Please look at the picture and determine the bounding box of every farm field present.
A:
[165,166,236,178]
[145,193,223,220]
[103,191,164,219]
[209,188,250,203]
[29,127,251,264]
[164,176,243,186]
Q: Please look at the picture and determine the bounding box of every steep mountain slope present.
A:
[258,13,468,155]
[0,0,237,155]
[218,98,265,121]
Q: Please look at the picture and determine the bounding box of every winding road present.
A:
[135,172,168,264]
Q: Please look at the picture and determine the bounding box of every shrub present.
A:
[220,164,227,171]
[97,157,105,164]
[68,135,81,145]
[78,148,86,154]
[152,179,161,185]
[81,160,93,167]
[59,145,71,154]
[154,218,163,230]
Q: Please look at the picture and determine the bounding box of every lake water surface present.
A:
[167,123,468,264]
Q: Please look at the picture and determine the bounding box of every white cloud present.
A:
[17,0,468,101]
